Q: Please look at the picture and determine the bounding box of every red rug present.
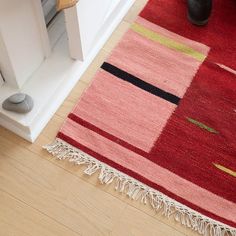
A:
[141,0,236,70]
[45,1,236,235]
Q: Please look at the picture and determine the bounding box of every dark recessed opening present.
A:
[41,0,59,26]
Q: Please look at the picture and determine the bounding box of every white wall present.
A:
[0,0,46,88]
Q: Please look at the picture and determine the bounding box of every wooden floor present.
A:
[0,1,200,235]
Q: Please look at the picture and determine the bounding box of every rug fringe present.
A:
[43,138,236,236]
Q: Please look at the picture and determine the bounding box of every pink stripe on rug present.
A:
[72,69,176,152]
[107,29,203,98]
[59,118,236,224]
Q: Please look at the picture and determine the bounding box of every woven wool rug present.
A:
[45,1,236,235]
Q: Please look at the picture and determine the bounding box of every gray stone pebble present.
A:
[2,93,34,114]
[8,93,26,104]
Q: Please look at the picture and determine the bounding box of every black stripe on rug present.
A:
[101,62,180,105]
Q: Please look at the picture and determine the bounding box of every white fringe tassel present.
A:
[43,138,236,236]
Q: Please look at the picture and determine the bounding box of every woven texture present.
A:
[46,1,236,235]
[56,0,78,10]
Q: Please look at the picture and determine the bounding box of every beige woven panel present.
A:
[56,0,79,10]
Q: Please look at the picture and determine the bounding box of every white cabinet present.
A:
[65,0,121,60]
[0,0,134,141]
[0,0,45,88]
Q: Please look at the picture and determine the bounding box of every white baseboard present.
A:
[0,0,134,142]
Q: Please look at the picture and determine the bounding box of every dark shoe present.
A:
[187,0,212,26]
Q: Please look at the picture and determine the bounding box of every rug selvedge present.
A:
[44,139,236,236]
